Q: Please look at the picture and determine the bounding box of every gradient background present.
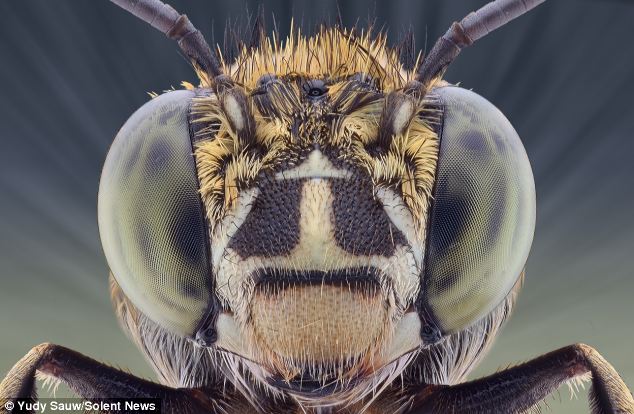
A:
[1,1,633,412]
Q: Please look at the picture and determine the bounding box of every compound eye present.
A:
[421,86,536,334]
[98,90,213,337]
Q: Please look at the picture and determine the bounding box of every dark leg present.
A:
[0,343,222,414]
[408,343,634,414]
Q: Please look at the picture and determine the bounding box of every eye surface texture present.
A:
[98,90,213,337]
[420,86,536,334]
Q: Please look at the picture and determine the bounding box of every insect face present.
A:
[98,25,535,397]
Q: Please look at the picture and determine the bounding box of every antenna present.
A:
[110,0,224,81]
[416,0,547,86]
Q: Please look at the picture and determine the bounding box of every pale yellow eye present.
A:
[98,90,214,337]
[421,86,536,334]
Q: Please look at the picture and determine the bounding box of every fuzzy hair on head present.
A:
[191,25,442,240]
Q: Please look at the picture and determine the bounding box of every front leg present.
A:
[408,343,634,414]
[0,343,222,414]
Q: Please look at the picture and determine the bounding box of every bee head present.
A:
[100,1,540,401]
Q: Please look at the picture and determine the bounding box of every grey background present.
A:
[1,1,633,412]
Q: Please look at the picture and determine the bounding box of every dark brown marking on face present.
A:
[228,174,302,257]
[330,176,407,256]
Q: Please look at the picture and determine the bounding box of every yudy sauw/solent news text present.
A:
[5,398,160,412]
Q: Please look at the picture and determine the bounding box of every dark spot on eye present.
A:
[483,170,507,249]
[170,198,207,267]
[148,138,171,170]
[136,218,153,270]
[461,130,490,156]
[428,183,471,256]
[303,79,328,98]
[180,278,204,299]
